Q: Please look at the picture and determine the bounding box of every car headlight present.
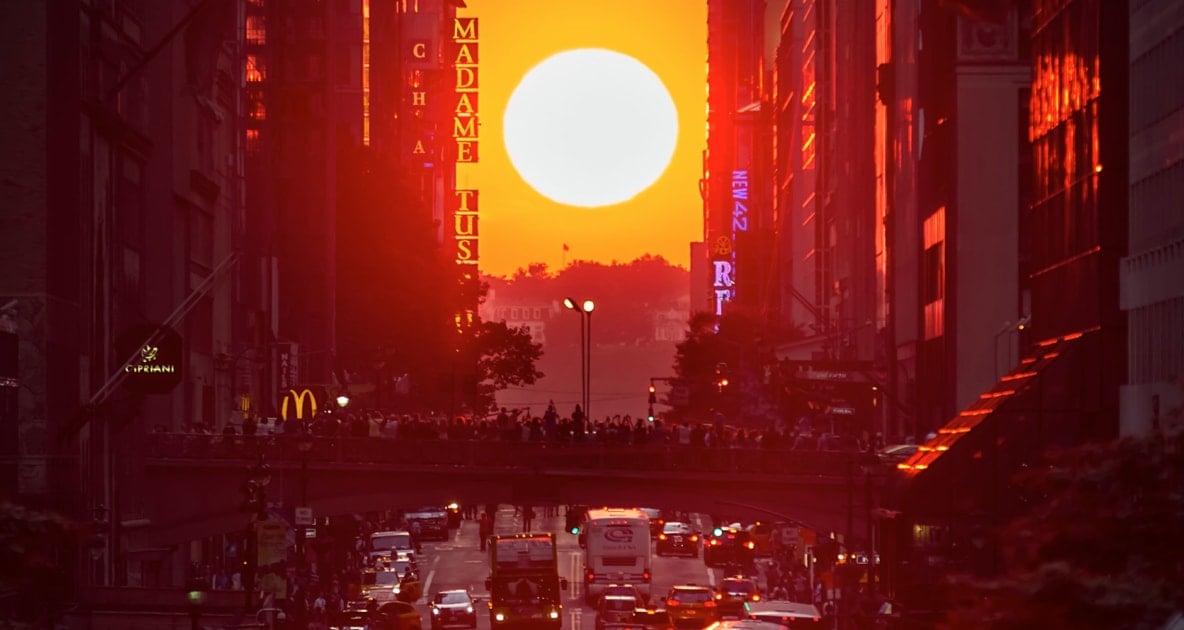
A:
[432,608,440,615]
[494,612,506,622]
[466,606,474,613]
[549,610,560,619]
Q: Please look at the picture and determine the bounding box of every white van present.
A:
[582,508,653,604]
[369,530,414,565]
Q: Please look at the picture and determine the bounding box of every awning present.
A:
[893,329,1100,513]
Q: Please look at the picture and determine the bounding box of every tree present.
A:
[470,321,544,415]
[940,419,1184,629]
[671,310,781,423]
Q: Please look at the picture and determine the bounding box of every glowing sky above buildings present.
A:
[456,0,707,278]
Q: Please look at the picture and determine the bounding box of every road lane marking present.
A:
[706,567,716,587]
[568,551,582,600]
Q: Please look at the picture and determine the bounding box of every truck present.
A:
[485,532,569,629]
[404,506,449,541]
[582,508,653,604]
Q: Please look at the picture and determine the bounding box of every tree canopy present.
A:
[941,422,1184,629]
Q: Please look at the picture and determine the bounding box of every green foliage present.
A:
[471,320,544,414]
[940,429,1184,629]
[670,310,781,423]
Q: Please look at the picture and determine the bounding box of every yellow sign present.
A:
[280,388,318,421]
[256,520,288,566]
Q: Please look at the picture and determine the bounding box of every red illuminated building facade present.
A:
[703,0,775,320]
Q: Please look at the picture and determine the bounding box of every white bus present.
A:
[582,507,653,604]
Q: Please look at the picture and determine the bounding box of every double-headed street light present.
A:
[563,297,595,421]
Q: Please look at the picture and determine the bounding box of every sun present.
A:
[502,48,679,209]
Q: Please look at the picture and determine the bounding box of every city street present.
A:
[414,506,725,630]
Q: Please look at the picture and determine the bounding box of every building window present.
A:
[245,128,261,154]
[246,15,266,46]
[246,54,265,83]
[189,206,213,269]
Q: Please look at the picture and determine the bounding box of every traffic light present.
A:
[648,384,657,405]
[240,480,266,517]
[565,507,582,534]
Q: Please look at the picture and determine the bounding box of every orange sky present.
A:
[456,0,707,279]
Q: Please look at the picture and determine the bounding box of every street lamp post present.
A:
[294,434,314,574]
[562,297,595,420]
[241,457,271,612]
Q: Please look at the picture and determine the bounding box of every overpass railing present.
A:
[144,434,862,477]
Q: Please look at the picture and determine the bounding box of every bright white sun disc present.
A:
[503,48,679,208]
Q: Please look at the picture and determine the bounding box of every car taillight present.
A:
[751,594,761,602]
[704,600,716,608]
[659,534,667,541]
[745,541,755,549]
[666,599,679,607]
[690,535,699,542]
[714,593,723,600]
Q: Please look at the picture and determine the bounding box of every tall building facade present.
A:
[246,0,341,394]
[1025,0,1127,440]
[2,0,253,591]
[769,0,882,439]
[1120,0,1184,435]
[704,0,774,320]
[890,0,1131,599]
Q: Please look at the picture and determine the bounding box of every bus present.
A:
[582,508,653,604]
[486,532,568,629]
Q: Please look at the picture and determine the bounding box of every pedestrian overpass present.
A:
[130,434,888,550]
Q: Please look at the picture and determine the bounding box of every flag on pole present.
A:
[562,243,570,251]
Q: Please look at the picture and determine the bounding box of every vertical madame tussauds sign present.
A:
[452,17,478,164]
[452,17,479,267]
[454,189,478,265]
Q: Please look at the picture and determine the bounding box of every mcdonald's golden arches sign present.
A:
[280,387,323,421]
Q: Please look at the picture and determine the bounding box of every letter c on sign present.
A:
[604,528,633,543]
[413,42,427,59]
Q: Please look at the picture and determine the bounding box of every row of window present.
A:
[1128,295,1184,384]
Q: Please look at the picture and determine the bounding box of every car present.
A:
[641,508,666,538]
[744,601,823,628]
[445,502,462,528]
[330,609,394,630]
[429,589,478,629]
[878,444,919,466]
[595,594,641,630]
[705,621,795,630]
[656,522,700,558]
[744,522,774,557]
[601,583,649,605]
[664,585,718,628]
[405,507,450,541]
[713,577,761,618]
[625,607,675,630]
[370,530,415,564]
[378,600,424,630]
[703,527,755,568]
